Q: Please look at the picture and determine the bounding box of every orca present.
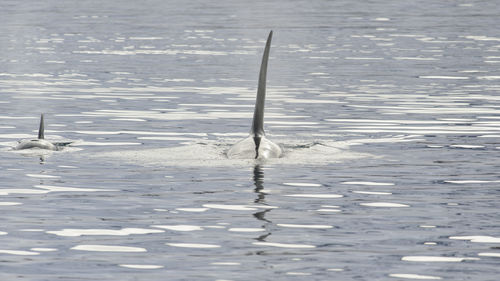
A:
[227,31,283,159]
[15,114,58,151]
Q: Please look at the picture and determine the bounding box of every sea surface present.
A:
[1,0,500,280]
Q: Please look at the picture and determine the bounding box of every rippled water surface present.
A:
[1,1,500,280]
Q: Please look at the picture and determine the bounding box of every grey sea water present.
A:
[1,0,500,280]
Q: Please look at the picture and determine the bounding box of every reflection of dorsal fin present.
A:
[251,31,273,138]
[38,114,45,139]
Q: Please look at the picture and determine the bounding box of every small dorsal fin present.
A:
[38,114,45,139]
[251,31,273,138]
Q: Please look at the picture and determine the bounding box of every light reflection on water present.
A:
[1,0,500,280]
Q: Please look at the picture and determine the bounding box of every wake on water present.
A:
[94,135,420,167]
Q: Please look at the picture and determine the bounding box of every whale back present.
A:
[14,114,58,151]
[226,135,281,159]
[15,139,57,151]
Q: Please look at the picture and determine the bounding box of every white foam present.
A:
[444,180,500,184]
[166,243,220,249]
[282,99,343,104]
[119,264,164,269]
[138,136,200,141]
[211,262,241,265]
[71,141,142,146]
[180,103,253,108]
[361,202,409,207]
[0,231,7,235]
[316,209,341,212]
[203,204,257,211]
[449,235,500,243]
[71,245,147,252]
[252,242,315,249]
[0,189,49,196]
[30,248,58,252]
[286,272,311,276]
[277,224,333,229]
[0,202,22,206]
[389,273,442,279]
[477,76,500,80]
[478,252,500,257]
[152,225,202,231]
[47,228,164,237]
[402,256,479,262]
[25,174,61,179]
[450,145,484,149]
[95,138,373,167]
[205,226,226,229]
[465,35,500,42]
[285,194,343,199]
[0,250,40,256]
[478,134,500,138]
[342,181,394,186]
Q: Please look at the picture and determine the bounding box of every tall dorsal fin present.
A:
[251,31,273,138]
[38,114,45,139]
